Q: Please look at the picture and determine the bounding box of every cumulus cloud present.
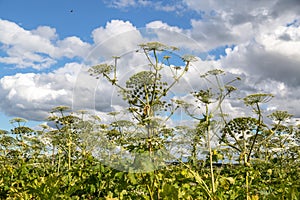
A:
[55,36,91,59]
[183,0,300,20]
[258,25,300,59]
[31,26,58,41]
[218,34,300,116]
[189,18,254,50]
[89,20,143,62]
[0,63,82,120]
[145,21,206,52]
[221,40,300,87]
[0,20,55,53]
[0,19,91,70]
[0,19,56,69]
[182,0,300,50]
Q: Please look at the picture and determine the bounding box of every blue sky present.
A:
[0,0,196,39]
[1,0,300,130]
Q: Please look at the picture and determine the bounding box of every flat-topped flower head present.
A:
[89,64,114,76]
[243,93,274,105]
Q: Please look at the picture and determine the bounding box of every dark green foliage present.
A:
[0,108,299,199]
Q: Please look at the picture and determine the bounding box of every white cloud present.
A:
[90,20,143,62]
[190,18,254,50]
[0,19,55,53]
[31,26,58,41]
[55,36,91,59]
[221,40,300,87]
[146,21,182,33]
[145,21,209,53]
[219,39,300,117]
[0,19,57,69]
[182,0,300,20]
[258,25,300,59]
[0,62,83,120]
[0,19,91,70]
[182,0,300,51]
[92,20,138,42]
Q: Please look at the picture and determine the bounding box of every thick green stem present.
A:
[246,171,250,200]
[206,104,216,194]
[247,102,261,163]
[67,125,72,171]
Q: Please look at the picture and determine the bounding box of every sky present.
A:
[0,0,300,131]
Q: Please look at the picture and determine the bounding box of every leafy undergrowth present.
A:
[0,122,299,199]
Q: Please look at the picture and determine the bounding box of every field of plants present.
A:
[0,42,299,199]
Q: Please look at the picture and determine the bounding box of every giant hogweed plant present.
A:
[252,110,294,163]
[175,69,240,197]
[89,42,195,163]
[219,93,275,199]
[220,93,299,199]
[89,42,197,197]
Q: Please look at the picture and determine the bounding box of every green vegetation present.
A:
[0,42,299,199]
